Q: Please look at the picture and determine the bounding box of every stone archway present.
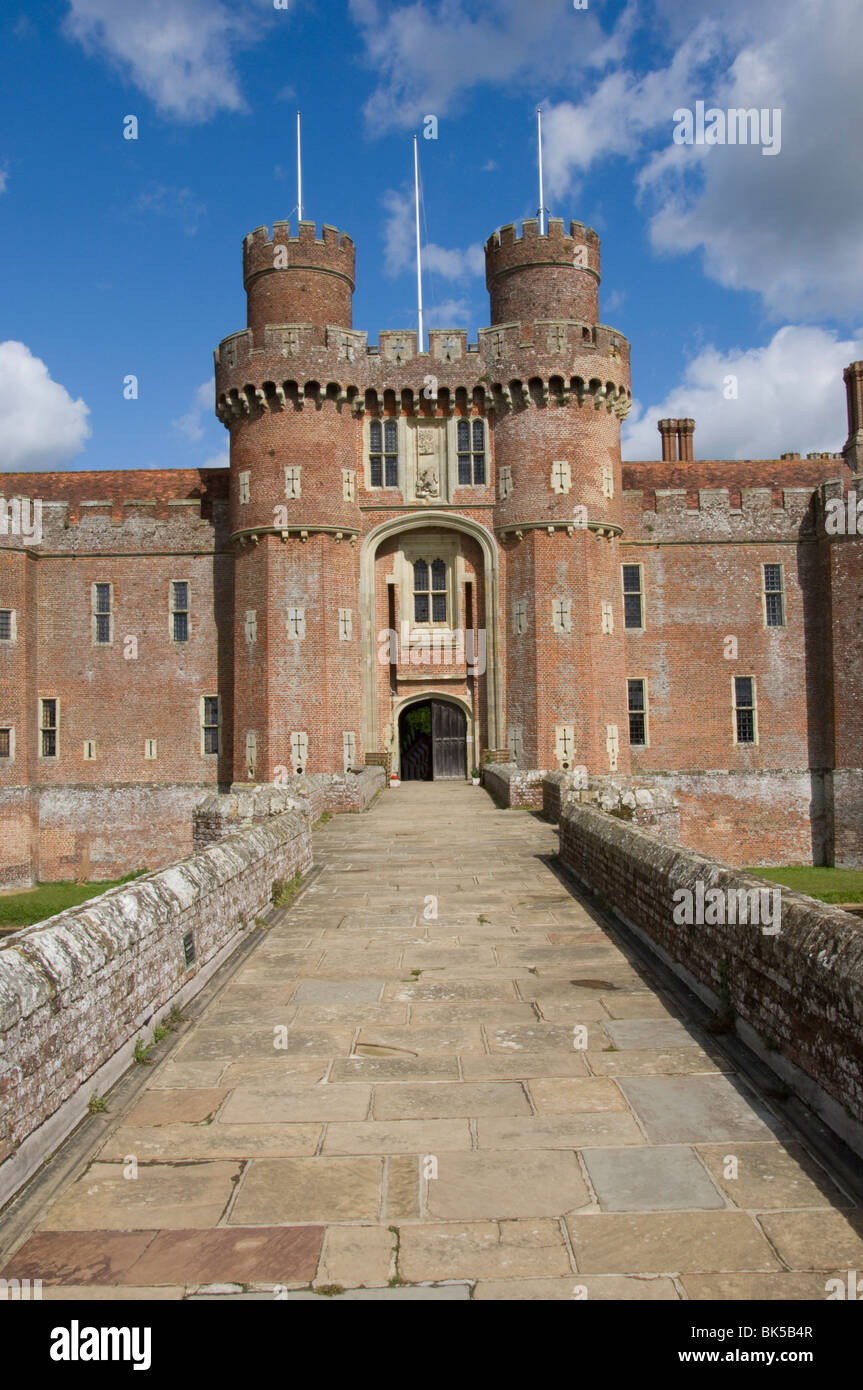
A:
[359,512,501,763]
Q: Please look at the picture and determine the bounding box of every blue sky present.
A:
[1,0,862,472]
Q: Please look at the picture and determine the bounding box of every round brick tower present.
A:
[484,217,632,777]
[243,220,355,346]
[215,221,363,784]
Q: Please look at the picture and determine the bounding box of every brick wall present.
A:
[559,801,863,1143]
[0,807,312,1206]
[482,761,545,809]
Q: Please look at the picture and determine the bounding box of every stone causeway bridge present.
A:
[1,780,862,1300]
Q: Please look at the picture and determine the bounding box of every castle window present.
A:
[83,740,96,760]
[622,564,644,629]
[92,583,113,645]
[0,727,13,759]
[238,471,250,504]
[144,738,157,760]
[763,564,785,627]
[171,582,189,642]
[413,558,447,625]
[369,419,399,488]
[628,679,648,746]
[457,419,486,486]
[734,676,757,744]
[40,699,58,758]
[202,696,220,754]
[0,609,15,642]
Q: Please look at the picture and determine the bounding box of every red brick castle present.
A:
[2,212,862,884]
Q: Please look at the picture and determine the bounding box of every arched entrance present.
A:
[399,699,467,781]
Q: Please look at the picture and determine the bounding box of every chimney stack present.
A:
[658,419,678,462]
[843,361,863,474]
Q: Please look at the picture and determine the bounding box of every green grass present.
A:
[743,866,863,905]
[0,872,145,934]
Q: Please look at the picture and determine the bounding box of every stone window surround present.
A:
[363,416,489,502]
[395,533,466,636]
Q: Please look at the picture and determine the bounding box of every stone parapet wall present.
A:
[0,808,312,1206]
[316,767,385,813]
[543,773,681,845]
[559,801,863,1145]
[482,762,545,809]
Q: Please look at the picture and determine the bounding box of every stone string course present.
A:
[0,804,312,1203]
[559,801,863,1140]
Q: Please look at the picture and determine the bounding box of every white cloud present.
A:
[382,189,484,280]
[426,299,472,327]
[135,183,206,236]
[538,0,863,322]
[0,342,91,470]
[349,0,614,132]
[172,381,213,442]
[0,169,8,196]
[638,2,863,320]
[63,0,269,122]
[622,325,860,461]
[200,449,229,469]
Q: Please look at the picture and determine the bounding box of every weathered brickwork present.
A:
[482,761,545,809]
[559,801,863,1139]
[1,211,861,877]
[0,806,312,1201]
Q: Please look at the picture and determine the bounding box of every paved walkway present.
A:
[4,785,861,1299]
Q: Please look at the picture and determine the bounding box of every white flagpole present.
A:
[297,111,303,222]
[537,106,546,235]
[414,134,424,354]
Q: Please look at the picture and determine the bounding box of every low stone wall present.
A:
[559,801,863,1146]
[314,767,386,814]
[482,762,546,809]
[193,768,385,848]
[544,773,681,845]
[0,808,312,1206]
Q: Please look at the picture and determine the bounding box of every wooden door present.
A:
[431,700,466,780]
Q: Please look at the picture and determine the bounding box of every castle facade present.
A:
[2,212,862,884]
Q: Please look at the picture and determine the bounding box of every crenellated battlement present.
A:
[242,220,355,287]
[623,483,819,541]
[485,217,602,332]
[484,217,600,259]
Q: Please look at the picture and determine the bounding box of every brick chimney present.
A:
[843,361,863,474]
[677,419,695,462]
[658,419,678,462]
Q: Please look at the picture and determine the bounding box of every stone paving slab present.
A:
[5,783,858,1299]
[566,1211,782,1274]
[36,1162,239,1231]
[581,1146,726,1211]
[229,1158,383,1224]
[125,1226,325,1287]
[474,1275,680,1300]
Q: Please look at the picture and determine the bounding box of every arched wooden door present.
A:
[399,700,467,781]
[432,700,466,779]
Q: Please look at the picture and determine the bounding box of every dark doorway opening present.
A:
[398,700,467,781]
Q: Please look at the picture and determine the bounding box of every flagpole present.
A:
[414,134,424,354]
[297,111,303,222]
[537,106,546,235]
